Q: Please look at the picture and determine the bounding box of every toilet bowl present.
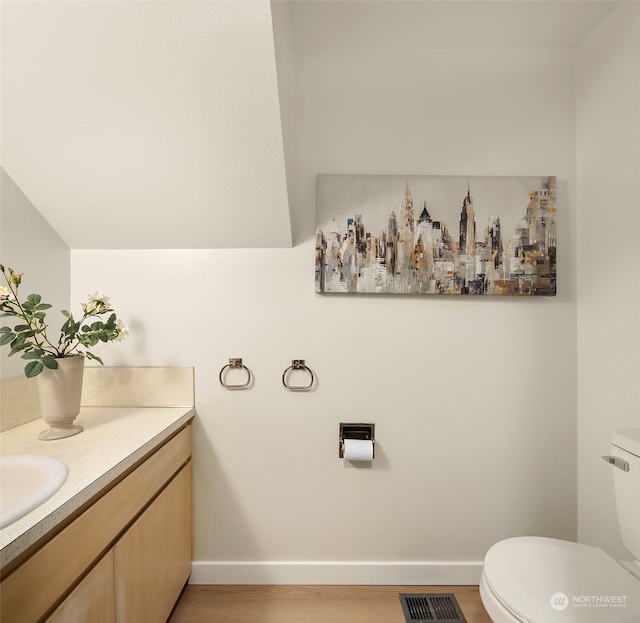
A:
[480,428,640,623]
[480,536,640,622]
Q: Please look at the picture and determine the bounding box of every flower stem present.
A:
[3,278,59,355]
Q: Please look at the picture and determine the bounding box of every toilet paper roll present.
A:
[343,438,374,461]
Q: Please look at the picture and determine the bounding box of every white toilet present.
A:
[480,428,640,622]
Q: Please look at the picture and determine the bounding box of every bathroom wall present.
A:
[0,169,70,380]
[71,39,578,582]
[576,1,640,560]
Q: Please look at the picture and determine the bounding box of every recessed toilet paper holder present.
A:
[339,423,375,458]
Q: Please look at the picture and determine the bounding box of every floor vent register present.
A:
[399,593,467,623]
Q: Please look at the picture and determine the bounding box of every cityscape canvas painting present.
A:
[315,174,556,296]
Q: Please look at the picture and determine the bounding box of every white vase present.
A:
[37,355,85,441]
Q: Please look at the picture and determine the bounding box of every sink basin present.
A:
[0,455,68,529]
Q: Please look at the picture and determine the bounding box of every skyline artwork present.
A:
[315,174,557,296]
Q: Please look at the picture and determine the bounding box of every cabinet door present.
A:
[46,550,115,623]
[114,463,192,623]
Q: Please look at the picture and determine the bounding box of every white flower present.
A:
[115,319,130,342]
[83,291,112,314]
[90,291,110,304]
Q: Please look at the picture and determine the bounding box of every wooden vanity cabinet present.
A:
[0,422,192,623]
[115,461,192,622]
[46,550,116,623]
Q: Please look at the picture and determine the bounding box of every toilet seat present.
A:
[482,536,640,622]
[480,571,526,623]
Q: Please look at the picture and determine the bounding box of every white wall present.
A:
[71,44,578,583]
[0,169,70,380]
[576,1,640,560]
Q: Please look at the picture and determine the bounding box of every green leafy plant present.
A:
[0,265,128,378]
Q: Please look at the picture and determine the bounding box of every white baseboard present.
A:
[189,561,483,585]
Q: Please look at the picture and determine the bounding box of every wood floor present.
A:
[168,585,493,623]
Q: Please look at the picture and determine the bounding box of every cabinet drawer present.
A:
[0,425,191,623]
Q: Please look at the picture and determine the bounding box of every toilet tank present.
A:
[611,428,640,561]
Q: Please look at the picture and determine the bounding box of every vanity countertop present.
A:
[0,406,195,570]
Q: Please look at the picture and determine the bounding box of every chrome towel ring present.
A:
[219,358,252,390]
[282,359,315,392]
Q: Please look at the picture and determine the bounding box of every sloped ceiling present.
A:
[1,0,292,249]
[289,0,621,51]
[1,0,620,249]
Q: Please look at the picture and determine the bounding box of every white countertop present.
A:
[0,406,194,570]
